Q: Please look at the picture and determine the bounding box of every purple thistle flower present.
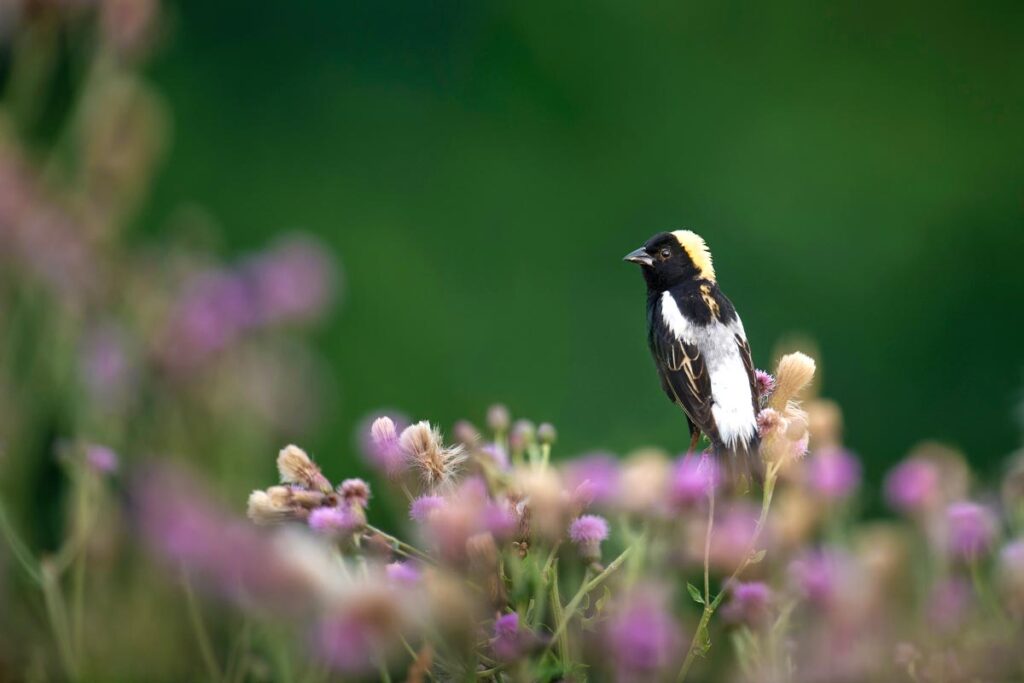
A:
[788,548,848,607]
[491,612,538,662]
[385,562,421,585]
[308,507,359,536]
[562,453,620,507]
[479,443,509,470]
[409,495,445,523]
[605,590,683,681]
[247,235,337,325]
[721,581,773,626]
[755,369,776,400]
[84,444,119,474]
[945,502,998,559]
[806,448,861,500]
[570,514,610,563]
[884,457,941,514]
[360,413,408,477]
[482,501,517,540]
[668,453,717,508]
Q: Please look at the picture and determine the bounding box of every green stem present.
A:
[183,573,223,682]
[365,524,436,565]
[0,497,42,585]
[542,546,632,654]
[41,562,78,681]
[676,463,780,683]
[549,560,571,664]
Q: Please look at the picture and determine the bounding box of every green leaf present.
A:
[595,586,611,614]
[687,582,705,605]
[749,549,767,564]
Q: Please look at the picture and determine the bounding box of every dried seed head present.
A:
[247,486,305,525]
[771,352,816,410]
[400,421,466,491]
[338,479,371,508]
[277,444,332,493]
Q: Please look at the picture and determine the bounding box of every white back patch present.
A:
[660,292,756,448]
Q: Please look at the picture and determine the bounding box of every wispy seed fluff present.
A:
[277,444,332,493]
[400,421,467,490]
[759,352,817,466]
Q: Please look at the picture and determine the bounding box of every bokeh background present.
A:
[142,0,1023,488]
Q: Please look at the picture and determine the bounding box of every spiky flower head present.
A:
[570,514,609,563]
[754,369,776,401]
[338,478,371,508]
[308,506,361,537]
[945,502,998,560]
[277,444,332,493]
[721,581,773,626]
[399,421,466,491]
[409,494,446,523]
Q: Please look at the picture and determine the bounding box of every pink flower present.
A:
[562,453,620,507]
[806,448,861,500]
[385,562,421,585]
[605,590,683,681]
[85,444,119,474]
[945,502,998,559]
[361,413,408,477]
[721,581,773,626]
[338,479,371,508]
[884,457,940,514]
[308,507,359,536]
[570,515,610,563]
[409,495,445,523]
[754,369,776,400]
[668,454,717,508]
[491,612,535,662]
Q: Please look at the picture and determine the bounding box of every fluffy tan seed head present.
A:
[771,352,817,410]
[400,421,466,490]
[277,444,332,493]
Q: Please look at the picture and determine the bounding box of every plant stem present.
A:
[41,561,78,681]
[0,497,42,585]
[676,463,780,683]
[365,524,436,565]
[183,573,223,683]
[542,546,632,654]
[549,560,571,664]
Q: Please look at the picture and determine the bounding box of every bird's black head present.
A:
[623,230,716,291]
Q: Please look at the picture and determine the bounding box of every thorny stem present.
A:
[676,462,780,683]
[542,546,632,655]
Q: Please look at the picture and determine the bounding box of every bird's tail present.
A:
[716,435,764,490]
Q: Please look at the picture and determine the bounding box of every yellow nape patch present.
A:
[672,230,716,281]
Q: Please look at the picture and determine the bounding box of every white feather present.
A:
[660,292,756,448]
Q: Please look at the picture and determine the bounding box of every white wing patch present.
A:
[660,292,756,448]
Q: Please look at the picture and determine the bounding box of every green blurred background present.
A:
[142,0,1024,490]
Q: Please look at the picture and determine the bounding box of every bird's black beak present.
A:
[623,247,654,267]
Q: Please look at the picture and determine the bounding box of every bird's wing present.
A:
[734,332,760,415]
[649,316,720,443]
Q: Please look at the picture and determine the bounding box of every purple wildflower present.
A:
[562,453,620,507]
[409,495,445,523]
[569,514,609,563]
[247,235,336,325]
[308,507,359,536]
[806,448,861,500]
[755,369,776,400]
[482,501,517,540]
[385,562,421,585]
[492,612,531,661]
[721,581,773,626]
[85,444,119,474]
[945,502,998,559]
[668,453,717,508]
[360,413,408,477]
[315,612,382,674]
[789,548,848,607]
[606,590,683,681]
[884,457,941,514]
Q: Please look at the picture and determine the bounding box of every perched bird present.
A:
[624,230,762,483]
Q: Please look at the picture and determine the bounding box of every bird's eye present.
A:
[660,248,671,259]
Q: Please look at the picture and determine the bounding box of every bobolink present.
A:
[624,230,762,483]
